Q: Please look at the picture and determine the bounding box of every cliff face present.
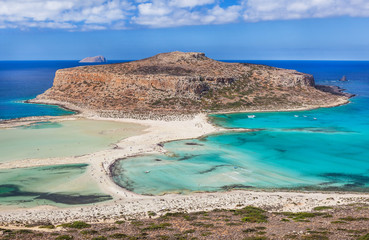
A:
[36,52,348,115]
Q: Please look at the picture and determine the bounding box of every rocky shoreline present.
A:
[316,85,355,98]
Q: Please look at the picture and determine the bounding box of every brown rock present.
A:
[36,51,348,116]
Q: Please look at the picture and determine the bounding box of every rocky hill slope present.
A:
[35,51,349,116]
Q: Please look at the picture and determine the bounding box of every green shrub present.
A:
[237,206,268,223]
[80,230,98,235]
[16,229,33,234]
[60,221,91,229]
[301,234,328,240]
[280,212,328,222]
[148,211,157,216]
[55,235,73,240]
[110,233,129,239]
[313,206,333,211]
[358,233,369,240]
[39,224,55,229]
[339,216,369,221]
[143,223,172,231]
[243,237,268,240]
[92,237,107,240]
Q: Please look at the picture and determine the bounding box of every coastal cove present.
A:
[0,60,368,225]
[110,60,369,195]
[112,98,369,195]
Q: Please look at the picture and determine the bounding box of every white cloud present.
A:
[133,0,241,28]
[169,0,215,8]
[0,0,133,30]
[242,0,369,22]
[0,0,369,30]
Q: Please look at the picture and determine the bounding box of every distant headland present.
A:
[79,55,107,63]
[33,51,351,118]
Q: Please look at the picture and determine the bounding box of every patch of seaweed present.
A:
[221,184,254,191]
[0,184,112,205]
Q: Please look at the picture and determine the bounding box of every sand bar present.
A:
[0,99,368,225]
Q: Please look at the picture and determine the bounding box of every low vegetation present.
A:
[0,204,368,239]
[60,221,91,229]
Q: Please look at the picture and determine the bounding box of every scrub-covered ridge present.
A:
[34,51,349,117]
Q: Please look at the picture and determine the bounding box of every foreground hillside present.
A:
[1,204,368,240]
[34,52,349,117]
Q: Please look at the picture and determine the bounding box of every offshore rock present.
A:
[79,56,107,63]
[340,75,348,82]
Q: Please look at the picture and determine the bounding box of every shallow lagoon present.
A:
[0,164,112,208]
[0,119,146,162]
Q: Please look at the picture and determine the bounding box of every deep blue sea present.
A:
[0,60,125,120]
[1,60,369,196]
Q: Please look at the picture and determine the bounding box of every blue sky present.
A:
[1,0,369,60]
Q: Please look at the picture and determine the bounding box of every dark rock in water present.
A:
[0,184,112,204]
[36,193,112,204]
[79,55,107,63]
[221,184,253,190]
[316,85,355,98]
[340,75,348,81]
[185,142,203,146]
[178,154,198,161]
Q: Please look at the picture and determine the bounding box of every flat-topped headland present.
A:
[31,51,350,118]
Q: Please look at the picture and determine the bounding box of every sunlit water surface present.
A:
[0,119,146,162]
[112,61,369,195]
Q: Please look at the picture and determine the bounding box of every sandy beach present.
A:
[0,99,368,227]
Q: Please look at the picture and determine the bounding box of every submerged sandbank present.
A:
[0,118,146,163]
[0,164,111,209]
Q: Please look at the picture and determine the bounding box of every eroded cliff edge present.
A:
[34,51,350,117]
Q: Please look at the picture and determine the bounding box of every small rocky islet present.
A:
[79,55,107,63]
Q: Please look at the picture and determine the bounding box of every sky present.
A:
[1,0,369,60]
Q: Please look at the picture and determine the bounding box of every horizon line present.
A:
[1,59,369,61]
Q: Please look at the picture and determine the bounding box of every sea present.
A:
[0,60,124,120]
[112,60,369,195]
[1,60,369,200]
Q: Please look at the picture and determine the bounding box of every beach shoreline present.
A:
[1,97,368,226]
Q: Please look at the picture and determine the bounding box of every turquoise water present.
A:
[0,164,112,208]
[112,61,369,195]
[0,119,146,162]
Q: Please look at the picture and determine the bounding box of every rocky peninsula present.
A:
[33,51,349,118]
